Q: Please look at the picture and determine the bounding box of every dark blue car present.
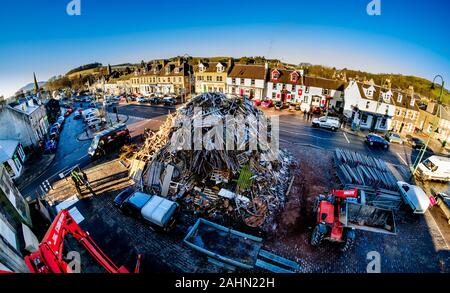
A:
[366,133,389,149]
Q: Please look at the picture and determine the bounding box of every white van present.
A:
[396,181,432,214]
[416,155,450,182]
[312,116,341,131]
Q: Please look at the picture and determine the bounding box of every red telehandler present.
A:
[310,189,358,252]
[23,209,139,273]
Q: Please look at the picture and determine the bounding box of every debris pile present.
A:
[334,148,398,191]
[132,93,294,231]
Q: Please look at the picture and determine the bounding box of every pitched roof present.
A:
[269,68,346,90]
[194,62,228,73]
[228,64,266,79]
[0,140,19,163]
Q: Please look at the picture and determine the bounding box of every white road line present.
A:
[343,132,350,144]
[396,152,408,166]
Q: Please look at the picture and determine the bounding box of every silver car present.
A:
[385,131,403,144]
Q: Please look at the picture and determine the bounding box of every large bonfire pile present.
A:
[130,93,294,231]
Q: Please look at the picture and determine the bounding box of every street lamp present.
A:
[412,75,445,175]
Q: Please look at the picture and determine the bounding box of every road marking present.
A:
[280,129,340,141]
[396,153,409,166]
[343,132,350,144]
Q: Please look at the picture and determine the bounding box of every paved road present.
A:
[107,103,175,121]
[20,106,93,198]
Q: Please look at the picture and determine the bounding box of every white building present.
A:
[0,140,26,179]
[0,164,38,272]
[265,68,346,112]
[0,98,49,149]
[344,80,396,131]
[226,64,268,100]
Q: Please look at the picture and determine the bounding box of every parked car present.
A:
[88,123,131,158]
[311,116,340,131]
[49,127,59,140]
[385,131,403,144]
[410,137,433,153]
[433,192,450,224]
[64,108,74,117]
[116,190,179,231]
[57,116,65,125]
[274,100,284,110]
[416,155,450,182]
[252,99,262,106]
[397,181,433,214]
[163,97,177,106]
[87,117,104,129]
[137,96,147,103]
[44,139,57,154]
[149,97,162,104]
[261,99,273,108]
[311,106,322,114]
[52,122,61,131]
[365,133,390,149]
[74,111,81,119]
[89,102,96,108]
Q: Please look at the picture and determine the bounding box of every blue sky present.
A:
[0,0,449,97]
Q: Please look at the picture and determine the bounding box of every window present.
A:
[361,114,368,124]
[271,70,280,80]
[292,85,296,92]
[397,93,403,103]
[322,89,329,95]
[410,112,416,120]
[240,78,244,85]
[303,96,308,103]
[272,83,277,90]
[366,101,370,109]
[380,118,387,128]
[385,105,389,114]
[231,87,236,94]
[251,79,255,86]
[217,76,223,82]
[305,87,310,93]
[282,84,286,90]
[232,78,236,84]
[207,76,212,82]
[272,93,276,99]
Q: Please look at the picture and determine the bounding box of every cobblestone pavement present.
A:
[265,142,450,273]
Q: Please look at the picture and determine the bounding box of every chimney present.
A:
[161,59,168,68]
[407,85,414,96]
[227,58,233,69]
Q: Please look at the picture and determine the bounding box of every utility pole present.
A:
[412,75,445,175]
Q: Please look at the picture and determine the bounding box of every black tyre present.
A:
[331,126,336,131]
[369,141,374,146]
[311,225,325,246]
[340,229,356,252]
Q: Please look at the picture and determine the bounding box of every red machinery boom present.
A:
[24,209,130,273]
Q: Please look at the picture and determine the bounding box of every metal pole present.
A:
[412,75,445,175]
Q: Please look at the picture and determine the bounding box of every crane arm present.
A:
[24,209,129,273]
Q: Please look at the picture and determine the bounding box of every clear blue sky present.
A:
[0,0,449,97]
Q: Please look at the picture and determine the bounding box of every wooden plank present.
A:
[258,249,300,271]
[255,259,294,273]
